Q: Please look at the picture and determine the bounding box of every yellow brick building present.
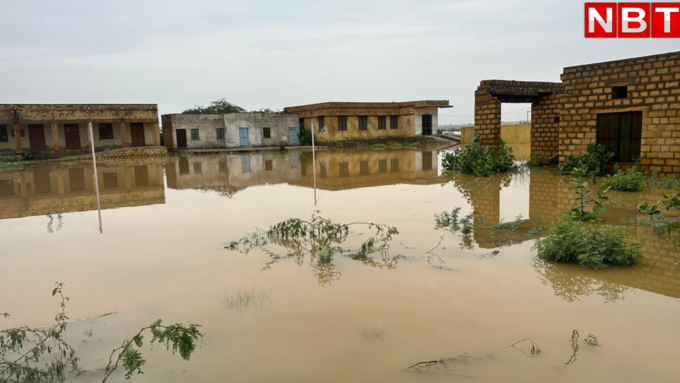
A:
[284,100,451,144]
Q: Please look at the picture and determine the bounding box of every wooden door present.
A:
[28,124,47,151]
[130,123,146,147]
[33,169,52,194]
[176,129,187,148]
[134,165,149,186]
[64,124,81,149]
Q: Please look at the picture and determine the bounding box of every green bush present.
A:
[533,217,642,269]
[602,168,644,191]
[441,135,517,177]
[556,143,614,176]
[525,152,552,167]
[299,126,312,145]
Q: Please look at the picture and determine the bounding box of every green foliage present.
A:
[525,152,552,168]
[182,98,247,115]
[227,211,401,284]
[637,193,680,236]
[601,168,644,191]
[403,141,420,148]
[556,143,614,176]
[533,217,642,269]
[434,207,474,234]
[371,144,387,150]
[250,108,282,114]
[389,142,403,149]
[103,320,202,382]
[299,125,312,146]
[659,174,680,189]
[163,154,179,163]
[441,136,517,177]
[59,156,78,164]
[334,142,344,150]
[567,169,609,222]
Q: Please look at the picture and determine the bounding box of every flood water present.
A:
[1,146,679,383]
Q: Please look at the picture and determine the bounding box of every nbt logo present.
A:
[586,2,680,37]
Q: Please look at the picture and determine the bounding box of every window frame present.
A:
[378,116,387,130]
[338,116,347,131]
[216,127,226,140]
[318,116,325,132]
[612,86,628,100]
[596,111,642,163]
[98,123,114,140]
[358,116,368,131]
[390,116,399,130]
[263,127,271,139]
[191,128,200,141]
[0,125,7,142]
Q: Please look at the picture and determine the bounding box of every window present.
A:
[193,162,202,174]
[318,116,325,132]
[338,116,347,131]
[390,159,399,172]
[390,116,399,130]
[596,112,642,163]
[263,127,271,139]
[0,125,7,142]
[378,116,386,130]
[219,160,228,173]
[265,160,273,171]
[191,129,200,140]
[339,162,349,177]
[360,161,369,175]
[216,128,225,140]
[554,117,560,123]
[359,116,368,131]
[98,124,114,140]
[378,160,387,173]
[179,159,190,175]
[612,86,628,100]
[103,173,118,189]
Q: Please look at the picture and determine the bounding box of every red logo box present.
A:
[585,3,617,37]
[652,3,680,37]
[619,3,651,37]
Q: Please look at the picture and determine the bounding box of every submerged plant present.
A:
[567,169,609,222]
[533,217,642,269]
[637,193,680,237]
[556,142,614,176]
[227,211,401,284]
[0,283,203,383]
[601,168,645,192]
[441,136,517,177]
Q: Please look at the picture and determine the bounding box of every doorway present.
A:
[130,123,146,147]
[239,128,249,147]
[64,124,81,150]
[28,124,47,151]
[422,115,432,136]
[176,129,188,148]
[288,128,298,145]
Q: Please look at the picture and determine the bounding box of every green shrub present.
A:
[60,156,78,164]
[299,126,312,145]
[441,135,517,177]
[335,142,344,150]
[525,152,552,167]
[602,168,644,191]
[390,142,403,149]
[567,168,609,221]
[533,218,642,269]
[372,143,387,150]
[556,143,614,176]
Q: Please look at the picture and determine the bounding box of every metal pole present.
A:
[311,123,317,206]
[88,119,103,233]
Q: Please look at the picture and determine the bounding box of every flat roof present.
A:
[285,100,451,112]
[564,50,680,70]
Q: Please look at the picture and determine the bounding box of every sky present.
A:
[1,0,678,125]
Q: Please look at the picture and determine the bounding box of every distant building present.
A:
[0,104,161,157]
[284,100,452,143]
[475,51,680,174]
[161,113,301,149]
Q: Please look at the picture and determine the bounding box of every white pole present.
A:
[88,120,103,233]
[311,123,317,206]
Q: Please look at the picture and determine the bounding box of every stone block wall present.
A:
[473,87,502,148]
[531,93,563,156]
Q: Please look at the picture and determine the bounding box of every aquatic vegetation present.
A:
[556,143,613,176]
[601,168,644,191]
[227,211,401,284]
[441,136,517,177]
[564,329,580,368]
[359,326,386,342]
[334,142,344,150]
[403,141,420,148]
[637,193,680,237]
[0,282,203,383]
[434,207,474,234]
[533,217,642,269]
[59,156,78,164]
[567,169,609,222]
[389,142,402,149]
[371,143,387,150]
[45,211,64,233]
[220,286,271,313]
[510,338,541,357]
[584,333,599,346]
[659,173,680,189]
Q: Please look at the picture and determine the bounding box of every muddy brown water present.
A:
[1,147,679,382]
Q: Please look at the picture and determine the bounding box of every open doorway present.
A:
[500,103,531,161]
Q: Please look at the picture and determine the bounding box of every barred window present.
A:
[390,158,399,172]
[318,116,325,132]
[191,129,200,140]
[390,116,399,130]
[263,127,271,139]
[360,161,369,175]
[216,128,225,140]
[378,159,387,173]
[98,124,114,139]
[378,116,386,130]
[338,116,347,131]
[339,162,349,177]
[596,112,642,163]
[193,162,202,174]
[359,116,368,131]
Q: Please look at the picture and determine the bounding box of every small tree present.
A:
[182,99,247,114]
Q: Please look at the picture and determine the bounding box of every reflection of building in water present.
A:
[451,167,680,299]
[166,150,441,194]
[292,150,440,190]
[166,153,303,194]
[0,162,165,220]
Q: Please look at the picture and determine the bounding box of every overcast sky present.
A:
[1,0,678,124]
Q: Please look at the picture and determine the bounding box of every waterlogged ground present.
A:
[1,147,679,383]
